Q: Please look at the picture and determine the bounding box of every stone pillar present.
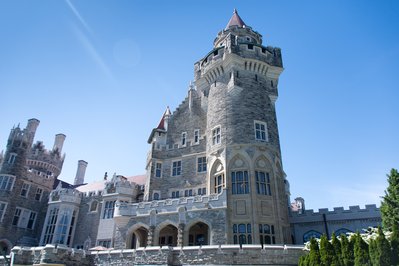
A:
[177,223,185,247]
[147,226,155,246]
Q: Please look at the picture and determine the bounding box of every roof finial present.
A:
[233,8,237,14]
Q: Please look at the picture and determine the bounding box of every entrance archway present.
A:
[126,226,149,249]
[158,225,178,246]
[0,239,11,255]
[188,222,209,246]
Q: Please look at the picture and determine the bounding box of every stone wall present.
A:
[290,204,382,244]
[0,244,305,266]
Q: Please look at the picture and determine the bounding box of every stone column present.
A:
[177,223,185,247]
[147,225,156,246]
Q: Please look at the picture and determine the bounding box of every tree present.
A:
[331,232,343,266]
[381,168,399,231]
[308,237,321,266]
[376,226,392,266]
[341,234,354,266]
[391,223,399,266]
[369,238,378,266]
[320,234,334,266]
[353,232,370,266]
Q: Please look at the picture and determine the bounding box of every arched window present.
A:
[335,228,352,237]
[153,193,160,200]
[259,224,276,244]
[303,230,322,243]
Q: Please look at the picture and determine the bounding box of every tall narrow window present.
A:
[231,171,249,194]
[181,132,187,147]
[35,188,43,201]
[43,208,59,244]
[256,171,271,195]
[0,202,7,222]
[254,121,268,142]
[172,161,182,176]
[20,183,30,197]
[27,212,37,229]
[8,153,17,164]
[197,157,207,173]
[214,174,225,193]
[102,201,116,219]
[12,208,21,226]
[212,127,221,145]
[194,129,200,144]
[67,210,77,245]
[155,162,162,178]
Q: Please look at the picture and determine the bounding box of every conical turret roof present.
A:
[225,9,246,29]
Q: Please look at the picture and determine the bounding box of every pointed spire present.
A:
[225,9,246,30]
[156,106,171,130]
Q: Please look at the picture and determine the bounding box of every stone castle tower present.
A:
[0,119,65,252]
[141,10,291,245]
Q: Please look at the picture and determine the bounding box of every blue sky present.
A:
[0,1,398,210]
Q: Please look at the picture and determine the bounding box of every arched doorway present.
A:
[188,222,209,246]
[127,227,148,249]
[158,225,178,246]
[0,239,11,255]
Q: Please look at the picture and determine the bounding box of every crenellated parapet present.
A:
[49,188,82,205]
[290,204,381,222]
[117,189,227,217]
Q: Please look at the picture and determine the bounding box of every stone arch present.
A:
[228,153,251,170]
[303,230,322,243]
[253,155,274,195]
[184,219,211,246]
[154,220,179,246]
[126,223,150,249]
[209,159,225,194]
[334,228,352,237]
[0,239,12,255]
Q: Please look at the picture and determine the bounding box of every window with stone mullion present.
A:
[233,223,252,244]
[231,171,249,194]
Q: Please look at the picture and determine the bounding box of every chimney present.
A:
[74,160,88,185]
[53,134,66,153]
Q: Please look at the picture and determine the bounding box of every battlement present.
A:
[49,188,82,205]
[290,204,381,223]
[117,189,227,217]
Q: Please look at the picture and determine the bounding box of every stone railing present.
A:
[1,244,305,266]
[116,190,227,217]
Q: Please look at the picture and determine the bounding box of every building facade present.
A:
[0,119,66,253]
[0,11,383,256]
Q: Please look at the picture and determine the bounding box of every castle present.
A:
[0,10,381,260]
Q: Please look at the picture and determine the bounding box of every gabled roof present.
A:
[225,9,246,29]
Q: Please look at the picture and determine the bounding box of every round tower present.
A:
[195,10,291,244]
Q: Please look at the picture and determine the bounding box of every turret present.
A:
[26,118,40,146]
[53,133,66,153]
[74,160,88,185]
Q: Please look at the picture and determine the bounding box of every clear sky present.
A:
[1,0,398,210]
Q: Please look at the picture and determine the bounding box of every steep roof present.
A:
[225,9,246,29]
[156,106,171,130]
[75,174,147,193]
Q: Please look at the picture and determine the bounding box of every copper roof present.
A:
[225,9,246,29]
